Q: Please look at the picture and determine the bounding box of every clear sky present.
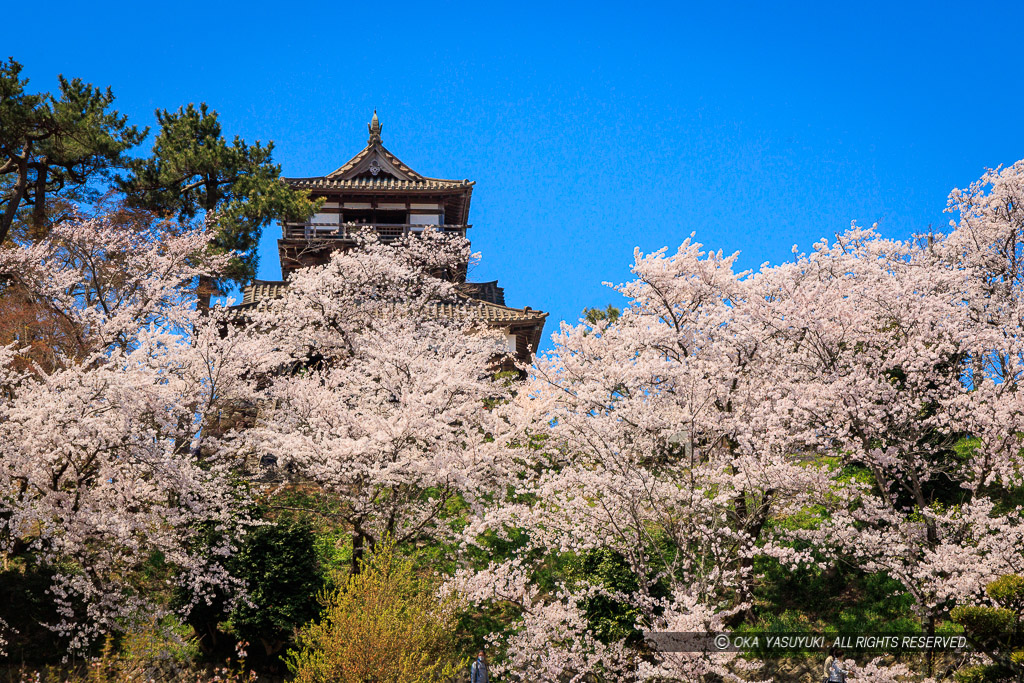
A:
[7,1,1024,350]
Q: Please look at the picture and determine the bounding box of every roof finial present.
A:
[368,110,382,145]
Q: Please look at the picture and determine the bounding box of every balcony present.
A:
[282,222,469,242]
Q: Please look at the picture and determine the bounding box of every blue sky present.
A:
[7,1,1024,350]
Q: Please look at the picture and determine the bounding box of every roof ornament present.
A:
[368,110,382,145]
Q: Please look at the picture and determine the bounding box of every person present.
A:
[824,646,848,682]
[470,649,489,683]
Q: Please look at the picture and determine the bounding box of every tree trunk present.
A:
[197,273,214,313]
[30,160,48,241]
[0,154,29,246]
[197,181,221,313]
[351,530,366,575]
[926,614,935,677]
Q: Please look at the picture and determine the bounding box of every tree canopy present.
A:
[119,103,318,307]
[0,57,145,244]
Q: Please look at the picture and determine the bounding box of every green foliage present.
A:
[750,557,919,634]
[312,529,353,584]
[769,503,828,532]
[228,520,324,660]
[0,563,65,661]
[568,548,652,646]
[952,574,1024,681]
[286,537,466,683]
[953,662,1022,683]
[119,103,318,291]
[171,510,325,664]
[954,665,993,683]
[582,304,621,328]
[119,615,199,665]
[988,575,1024,612]
[951,606,1015,640]
[0,57,145,243]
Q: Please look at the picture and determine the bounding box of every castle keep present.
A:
[238,112,546,358]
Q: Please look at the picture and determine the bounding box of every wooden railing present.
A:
[282,223,469,242]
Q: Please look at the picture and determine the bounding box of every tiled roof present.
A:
[287,177,472,191]
[241,280,287,305]
[325,139,425,181]
[234,280,546,325]
[285,117,472,192]
[428,299,548,324]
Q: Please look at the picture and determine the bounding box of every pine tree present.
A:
[0,57,145,244]
[120,103,318,309]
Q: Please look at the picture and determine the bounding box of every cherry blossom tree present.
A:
[6,155,1024,682]
[457,237,830,682]
[244,231,510,570]
[0,213,258,653]
[759,166,1024,626]
[459,161,1024,682]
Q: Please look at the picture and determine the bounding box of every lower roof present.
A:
[234,279,547,344]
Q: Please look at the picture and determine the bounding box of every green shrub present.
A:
[228,520,323,659]
[286,537,466,683]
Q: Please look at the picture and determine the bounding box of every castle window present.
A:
[375,209,407,225]
[342,209,374,224]
[310,212,338,226]
[306,212,339,237]
[410,213,440,225]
